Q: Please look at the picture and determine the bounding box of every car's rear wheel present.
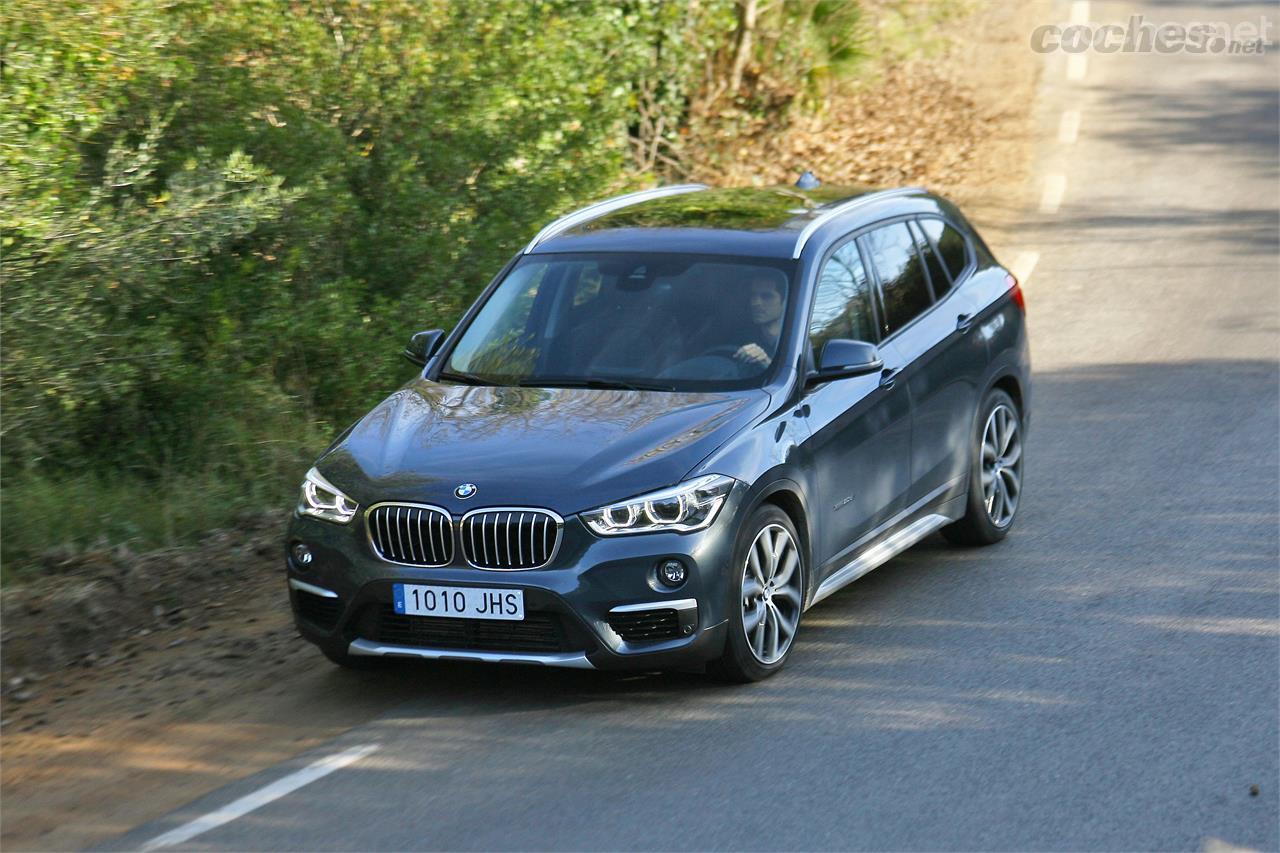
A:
[710,505,805,682]
[944,388,1024,546]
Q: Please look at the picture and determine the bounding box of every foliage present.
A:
[0,0,877,567]
[619,0,737,174]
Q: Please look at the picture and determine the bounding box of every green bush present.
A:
[1,0,872,568]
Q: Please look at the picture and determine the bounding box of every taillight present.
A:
[1006,273,1026,313]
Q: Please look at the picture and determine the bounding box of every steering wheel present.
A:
[700,344,745,359]
[657,345,755,381]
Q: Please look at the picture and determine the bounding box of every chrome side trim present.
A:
[811,513,951,606]
[609,598,698,614]
[347,638,594,669]
[791,186,926,259]
[821,478,961,571]
[523,184,709,253]
[288,578,338,599]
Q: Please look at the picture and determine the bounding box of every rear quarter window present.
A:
[918,218,971,282]
[909,219,952,298]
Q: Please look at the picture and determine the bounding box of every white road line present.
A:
[1011,251,1041,286]
[1069,0,1090,25]
[1067,53,1088,81]
[141,744,379,851]
[1058,109,1081,144]
[1040,174,1067,214]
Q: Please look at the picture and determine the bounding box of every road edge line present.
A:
[1011,251,1041,286]
[140,743,380,850]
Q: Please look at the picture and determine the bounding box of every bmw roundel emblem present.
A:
[454,483,478,500]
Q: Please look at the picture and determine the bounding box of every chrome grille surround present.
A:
[460,507,563,570]
[366,502,454,567]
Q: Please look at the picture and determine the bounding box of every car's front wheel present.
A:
[944,387,1024,546]
[710,505,806,682]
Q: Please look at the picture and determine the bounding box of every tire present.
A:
[709,504,806,682]
[943,388,1024,546]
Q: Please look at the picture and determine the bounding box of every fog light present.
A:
[658,559,686,587]
[291,543,314,566]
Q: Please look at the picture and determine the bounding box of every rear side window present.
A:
[863,222,933,336]
[917,218,971,282]
[909,220,951,297]
[809,241,877,353]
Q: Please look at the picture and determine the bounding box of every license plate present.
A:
[392,583,524,621]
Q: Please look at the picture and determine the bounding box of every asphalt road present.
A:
[109,1,1279,849]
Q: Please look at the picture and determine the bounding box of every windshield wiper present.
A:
[436,370,497,387]
[518,377,677,393]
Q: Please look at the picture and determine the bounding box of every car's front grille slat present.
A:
[367,503,453,567]
[410,512,422,563]
[407,510,417,560]
[394,507,405,561]
[378,510,391,560]
[461,508,561,570]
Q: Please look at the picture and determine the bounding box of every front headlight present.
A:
[297,467,359,524]
[582,474,736,536]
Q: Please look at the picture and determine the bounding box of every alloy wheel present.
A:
[741,524,803,665]
[981,403,1022,528]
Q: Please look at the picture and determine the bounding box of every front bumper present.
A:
[284,491,744,671]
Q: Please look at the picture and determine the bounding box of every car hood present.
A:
[318,379,770,515]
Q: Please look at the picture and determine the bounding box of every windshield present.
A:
[442,252,795,391]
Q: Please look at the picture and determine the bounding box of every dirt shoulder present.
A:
[687,0,1047,254]
[0,516,417,850]
[0,3,1047,850]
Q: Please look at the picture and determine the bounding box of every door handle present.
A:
[879,367,901,389]
[956,313,975,333]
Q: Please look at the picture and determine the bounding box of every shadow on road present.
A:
[232,357,1271,850]
[25,358,1280,853]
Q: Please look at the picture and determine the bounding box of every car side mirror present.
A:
[402,329,445,367]
[808,339,884,384]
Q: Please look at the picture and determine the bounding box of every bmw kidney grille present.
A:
[367,503,454,566]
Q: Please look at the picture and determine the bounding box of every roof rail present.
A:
[791,187,926,259]
[523,184,709,253]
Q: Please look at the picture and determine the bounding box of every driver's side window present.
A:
[809,240,877,355]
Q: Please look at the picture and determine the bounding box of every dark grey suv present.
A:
[286,183,1030,681]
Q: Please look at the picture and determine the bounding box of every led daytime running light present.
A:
[583,474,735,536]
[297,467,359,524]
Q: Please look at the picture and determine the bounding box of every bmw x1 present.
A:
[286,182,1030,681]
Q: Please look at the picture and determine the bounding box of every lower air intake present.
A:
[608,609,681,643]
[361,604,570,653]
[295,590,341,632]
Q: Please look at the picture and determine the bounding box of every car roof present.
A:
[526,184,943,260]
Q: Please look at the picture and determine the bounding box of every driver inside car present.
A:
[734,272,787,369]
